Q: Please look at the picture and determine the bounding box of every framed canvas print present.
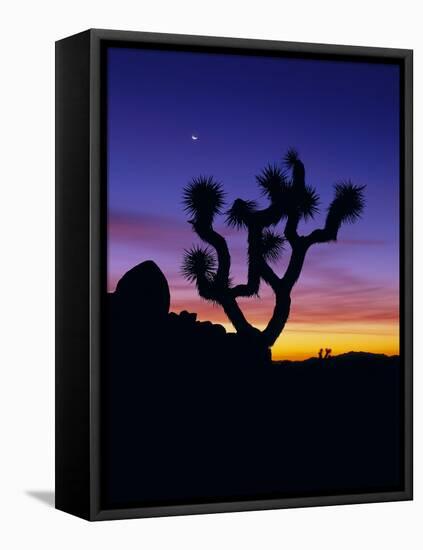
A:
[55,29,413,521]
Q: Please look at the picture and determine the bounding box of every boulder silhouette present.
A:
[114,260,170,323]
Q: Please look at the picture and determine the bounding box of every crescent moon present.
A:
[191,135,198,141]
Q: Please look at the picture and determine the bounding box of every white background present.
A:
[0,1,420,548]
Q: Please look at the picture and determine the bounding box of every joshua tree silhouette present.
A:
[181,149,365,351]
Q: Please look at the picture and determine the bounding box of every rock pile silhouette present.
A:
[110,260,271,369]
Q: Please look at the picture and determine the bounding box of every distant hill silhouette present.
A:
[275,351,399,367]
[104,261,403,510]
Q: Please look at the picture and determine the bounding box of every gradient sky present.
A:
[107,46,400,360]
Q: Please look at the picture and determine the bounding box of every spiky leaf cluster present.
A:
[226,199,257,229]
[256,165,290,200]
[182,176,225,223]
[181,246,216,283]
[285,148,307,200]
[296,185,320,220]
[327,181,365,226]
[284,148,300,169]
[261,229,285,262]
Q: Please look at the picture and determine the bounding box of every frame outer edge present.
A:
[89,29,103,520]
[55,30,92,520]
[82,29,413,521]
[403,49,413,500]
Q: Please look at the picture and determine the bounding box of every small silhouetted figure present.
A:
[318,348,323,359]
[324,348,332,359]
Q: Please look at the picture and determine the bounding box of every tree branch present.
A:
[280,239,308,292]
[191,219,255,335]
[192,220,231,287]
[305,182,365,246]
[221,295,255,334]
[262,292,291,347]
[194,273,217,302]
[254,202,287,227]
[231,225,262,297]
[304,227,333,246]
[260,260,280,292]
[284,210,300,246]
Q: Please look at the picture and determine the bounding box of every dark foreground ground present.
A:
[102,262,403,509]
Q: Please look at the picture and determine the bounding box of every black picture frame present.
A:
[55,28,413,521]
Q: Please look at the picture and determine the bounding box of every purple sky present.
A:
[106,46,400,357]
